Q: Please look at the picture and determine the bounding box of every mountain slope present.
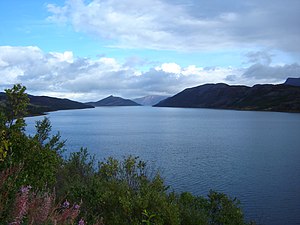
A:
[284,77,300,87]
[155,83,248,108]
[0,92,94,115]
[87,95,140,106]
[154,83,300,112]
[28,95,94,111]
[133,95,169,106]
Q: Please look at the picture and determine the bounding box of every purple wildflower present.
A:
[20,185,31,193]
[78,218,85,225]
[62,200,70,208]
[74,204,80,210]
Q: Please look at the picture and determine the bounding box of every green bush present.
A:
[178,192,208,225]
[57,149,252,225]
[0,85,65,223]
[0,85,64,190]
[56,152,180,224]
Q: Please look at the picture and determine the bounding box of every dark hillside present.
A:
[155,83,300,112]
[0,92,93,115]
[87,95,140,106]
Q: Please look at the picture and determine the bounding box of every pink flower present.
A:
[11,186,31,224]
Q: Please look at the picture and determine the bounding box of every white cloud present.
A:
[0,46,297,102]
[156,63,182,74]
[46,0,300,53]
[50,51,74,63]
[47,3,68,23]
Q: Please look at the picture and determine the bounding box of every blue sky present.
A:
[1,0,300,101]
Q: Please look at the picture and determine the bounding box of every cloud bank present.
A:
[47,0,300,52]
[1,46,299,101]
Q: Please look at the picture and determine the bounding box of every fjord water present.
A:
[25,107,300,225]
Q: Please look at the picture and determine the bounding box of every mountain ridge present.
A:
[0,92,94,116]
[155,83,300,112]
[284,77,300,87]
[86,95,140,107]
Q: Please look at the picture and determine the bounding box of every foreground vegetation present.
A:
[0,84,255,224]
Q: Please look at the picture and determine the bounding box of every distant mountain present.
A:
[284,77,300,87]
[0,92,94,116]
[154,83,300,112]
[87,95,140,107]
[133,95,169,106]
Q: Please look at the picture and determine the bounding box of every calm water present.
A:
[26,107,300,225]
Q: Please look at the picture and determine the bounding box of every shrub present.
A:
[57,150,252,225]
[0,85,64,190]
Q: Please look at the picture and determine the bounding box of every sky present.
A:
[0,0,300,101]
